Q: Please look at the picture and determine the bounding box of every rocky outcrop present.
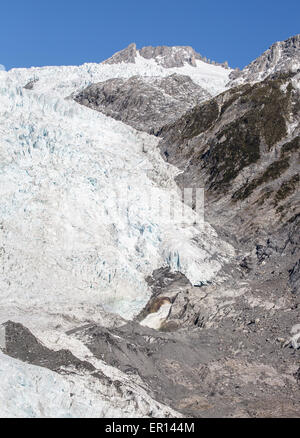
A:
[74,73,210,134]
[2,321,96,374]
[139,45,200,68]
[229,34,300,86]
[102,43,137,65]
[24,78,38,90]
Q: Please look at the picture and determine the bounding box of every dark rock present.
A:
[24,79,38,90]
[289,259,300,294]
[2,320,95,374]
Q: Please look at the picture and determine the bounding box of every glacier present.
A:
[0,56,234,417]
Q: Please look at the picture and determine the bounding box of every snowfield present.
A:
[0,57,234,417]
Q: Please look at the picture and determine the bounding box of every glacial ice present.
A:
[0,57,234,417]
[0,60,233,330]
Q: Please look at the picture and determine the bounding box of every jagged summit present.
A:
[229,34,300,86]
[103,42,229,69]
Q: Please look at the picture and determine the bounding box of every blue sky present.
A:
[0,0,299,70]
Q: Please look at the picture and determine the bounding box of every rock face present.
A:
[74,74,210,134]
[229,34,300,86]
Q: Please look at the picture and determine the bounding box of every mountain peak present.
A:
[103,42,137,65]
[103,43,230,69]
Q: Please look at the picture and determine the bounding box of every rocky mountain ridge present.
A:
[229,34,300,86]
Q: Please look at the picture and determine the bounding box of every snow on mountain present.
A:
[7,45,231,98]
[228,34,300,87]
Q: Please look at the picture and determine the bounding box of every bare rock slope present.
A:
[74,73,210,134]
